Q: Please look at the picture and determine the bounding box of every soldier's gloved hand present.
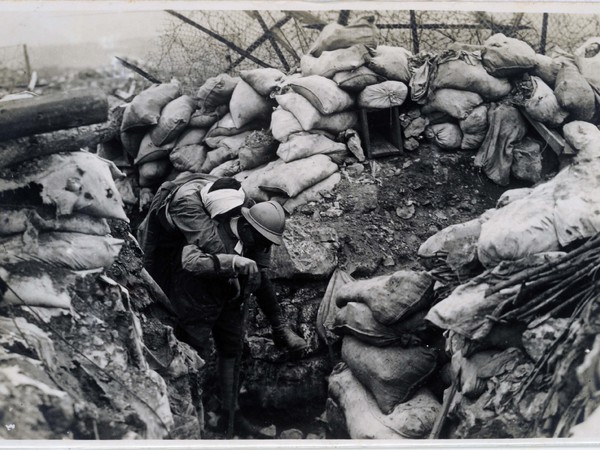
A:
[232,256,261,293]
[139,188,154,212]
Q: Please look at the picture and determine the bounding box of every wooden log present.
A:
[520,109,576,156]
[0,88,108,142]
[0,120,118,169]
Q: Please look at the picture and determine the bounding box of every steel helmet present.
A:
[241,200,286,245]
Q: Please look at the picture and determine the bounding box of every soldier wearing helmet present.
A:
[153,175,307,437]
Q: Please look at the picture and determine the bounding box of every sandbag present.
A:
[238,130,278,171]
[367,45,412,83]
[554,60,596,122]
[200,146,239,174]
[240,68,286,96]
[425,123,462,150]
[341,336,438,414]
[238,159,286,202]
[333,66,383,92]
[259,154,338,198]
[0,151,128,221]
[121,81,181,131]
[188,104,228,128]
[477,182,559,267]
[316,269,355,346]
[474,103,528,186]
[0,231,124,270]
[196,74,239,112]
[357,81,408,109]
[0,208,110,236]
[333,302,426,347]
[120,128,146,158]
[205,131,252,151]
[532,54,561,88]
[496,187,533,208]
[206,113,261,139]
[334,270,434,325]
[138,158,171,187]
[276,92,358,133]
[284,172,341,214]
[301,45,369,79]
[511,137,542,184]
[134,132,175,165]
[270,108,304,143]
[563,120,600,156]
[433,53,512,101]
[150,95,196,146]
[174,128,207,148]
[460,104,488,150]
[421,89,483,120]
[276,132,347,163]
[210,159,241,178]
[288,75,355,115]
[308,16,378,57]
[169,144,208,173]
[229,80,272,128]
[522,76,569,127]
[574,37,600,93]
[481,33,537,77]
[328,364,440,439]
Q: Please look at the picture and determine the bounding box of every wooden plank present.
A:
[0,88,108,142]
[520,109,576,156]
[0,120,118,169]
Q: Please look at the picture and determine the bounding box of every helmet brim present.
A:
[241,207,283,246]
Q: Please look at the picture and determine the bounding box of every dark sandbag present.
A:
[357,81,408,109]
[289,75,355,115]
[210,159,241,178]
[333,66,384,93]
[421,89,483,120]
[481,33,537,77]
[150,95,196,146]
[205,113,263,139]
[196,74,239,112]
[474,103,528,186]
[169,144,208,173]
[240,68,286,97]
[138,158,171,187]
[334,270,434,325]
[200,146,238,173]
[188,104,228,128]
[238,129,278,171]
[460,104,488,150]
[425,123,462,150]
[174,128,207,148]
[0,208,110,236]
[308,16,378,57]
[134,132,175,165]
[341,336,438,413]
[120,128,146,158]
[554,60,596,122]
[511,137,542,184]
[316,269,355,346]
[121,81,181,131]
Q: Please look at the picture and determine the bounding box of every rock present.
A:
[346,162,365,177]
[260,424,277,438]
[522,318,569,362]
[306,432,323,439]
[279,428,304,439]
[269,218,339,280]
[403,116,429,138]
[382,255,395,266]
[396,202,416,219]
[404,137,420,152]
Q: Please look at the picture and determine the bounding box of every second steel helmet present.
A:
[241,200,286,245]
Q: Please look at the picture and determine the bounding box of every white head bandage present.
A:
[200,182,245,219]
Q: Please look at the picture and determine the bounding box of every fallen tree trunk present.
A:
[0,88,108,141]
[0,120,118,168]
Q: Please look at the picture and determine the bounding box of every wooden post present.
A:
[254,12,290,72]
[338,10,350,26]
[540,13,549,55]
[23,44,32,81]
[410,11,420,54]
[0,88,108,142]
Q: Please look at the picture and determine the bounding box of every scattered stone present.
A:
[260,425,277,438]
[382,256,395,267]
[404,138,420,152]
[396,202,416,219]
[346,163,365,177]
[207,411,220,428]
[279,428,304,439]
[404,117,429,138]
[320,207,343,218]
[306,432,323,439]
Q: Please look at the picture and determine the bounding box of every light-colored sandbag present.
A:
[301,45,370,79]
[433,54,512,101]
[328,364,440,439]
[367,45,412,83]
[511,137,542,184]
[421,89,483,120]
[0,151,128,221]
[0,231,124,270]
[563,120,600,156]
[169,144,208,173]
[150,95,196,146]
[138,158,171,187]
[523,76,569,127]
[276,132,347,163]
[341,336,438,414]
[174,128,207,148]
[121,81,181,131]
[554,60,596,122]
[574,37,600,94]
[270,108,304,143]
[308,16,378,57]
[283,172,341,214]
[474,103,528,186]
[229,80,273,128]
[134,132,175,165]
[240,68,286,96]
[425,123,462,150]
[200,146,239,174]
[238,159,286,202]
[238,130,278,171]
[357,81,408,109]
[532,54,561,88]
[460,104,488,150]
[196,74,239,112]
[496,187,533,208]
[481,33,537,77]
[0,208,110,236]
[210,159,241,178]
[334,270,434,325]
[276,92,357,133]
[333,67,383,92]
[288,75,355,115]
[188,105,228,128]
[258,154,338,198]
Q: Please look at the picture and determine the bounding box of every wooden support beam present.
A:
[115,57,162,84]
[0,120,118,169]
[520,109,576,156]
[166,10,273,69]
[0,88,108,142]
[253,11,290,72]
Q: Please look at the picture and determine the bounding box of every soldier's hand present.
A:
[139,188,154,212]
[233,256,258,276]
